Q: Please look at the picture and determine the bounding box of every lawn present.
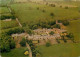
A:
[1,47,29,57]
[36,43,80,57]
[11,2,80,25]
[67,19,80,42]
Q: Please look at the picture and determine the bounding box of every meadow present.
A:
[0,20,19,30]
[1,47,29,57]
[67,19,80,42]
[36,43,80,57]
[0,7,10,14]
[11,2,80,25]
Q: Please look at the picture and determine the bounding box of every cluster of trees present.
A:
[0,15,16,20]
[66,33,74,39]
[20,38,26,47]
[0,35,15,52]
[58,20,69,26]
[49,31,54,35]
[2,27,25,36]
[26,39,40,57]
[50,4,56,7]
[27,19,56,30]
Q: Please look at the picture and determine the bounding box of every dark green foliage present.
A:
[50,4,56,7]
[0,35,15,53]
[53,24,61,29]
[50,12,55,17]
[32,25,38,30]
[66,33,74,39]
[62,20,69,26]
[42,10,45,12]
[0,15,16,20]
[46,42,51,47]
[65,6,68,9]
[49,31,54,35]
[5,27,25,35]
[10,40,16,49]
[20,38,26,47]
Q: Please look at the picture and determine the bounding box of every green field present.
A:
[0,7,10,14]
[36,43,80,57]
[11,2,80,25]
[1,47,29,57]
[67,19,80,42]
[0,20,19,30]
[0,0,11,5]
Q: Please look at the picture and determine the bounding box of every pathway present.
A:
[26,43,32,57]
[16,18,22,27]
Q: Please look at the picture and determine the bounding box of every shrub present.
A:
[62,20,69,26]
[65,6,68,9]
[53,24,61,29]
[50,12,55,17]
[49,31,54,35]
[66,33,74,39]
[46,42,51,47]
[50,4,56,7]
[20,38,26,47]
[42,10,45,12]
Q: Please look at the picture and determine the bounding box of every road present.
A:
[26,43,32,57]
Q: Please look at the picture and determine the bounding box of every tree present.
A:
[20,38,26,47]
[36,53,41,57]
[10,40,15,49]
[32,25,38,30]
[46,42,51,47]
[49,31,54,35]
[65,6,68,9]
[50,13,54,17]
[66,33,74,39]
[62,20,69,26]
[53,24,61,29]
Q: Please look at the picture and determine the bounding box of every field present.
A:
[11,2,80,25]
[1,1,80,57]
[1,47,29,57]
[0,20,19,30]
[0,7,10,14]
[36,43,80,57]
[67,19,80,42]
[0,0,11,5]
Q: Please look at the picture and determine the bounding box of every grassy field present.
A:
[67,19,80,42]
[0,0,11,5]
[0,7,10,14]
[36,43,80,57]
[11,2,80,25]
[0,20,19,30]
[1,47,29,57]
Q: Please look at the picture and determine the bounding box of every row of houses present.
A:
[12,28,67,40]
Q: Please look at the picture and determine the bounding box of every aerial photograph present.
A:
[0,0,80,57]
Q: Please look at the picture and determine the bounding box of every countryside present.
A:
[0,0,80,57]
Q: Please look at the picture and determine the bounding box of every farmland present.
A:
[36,43,80,57]
[1,0,80,57]
[11,2,80,25]
[67,19,80,42]
[1,20,19,30]
[1,47,29,57]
